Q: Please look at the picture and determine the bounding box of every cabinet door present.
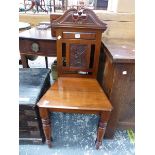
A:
[105,63,135,137]
[117,65,135,128]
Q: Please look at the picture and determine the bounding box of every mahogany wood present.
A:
[39,108,52,147]
[96,111,111,149]
[50,13,63,37]
[38,78,112,111]
[37,77,112,149]
[37,8,112,149]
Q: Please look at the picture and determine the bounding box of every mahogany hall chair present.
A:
[37,8,113,149]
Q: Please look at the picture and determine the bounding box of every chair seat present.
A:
[51,77,103,92]
[37,77,112,112]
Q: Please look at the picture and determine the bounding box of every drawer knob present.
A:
[31,42,39,52]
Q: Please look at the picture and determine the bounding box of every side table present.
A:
[19,68,51,144]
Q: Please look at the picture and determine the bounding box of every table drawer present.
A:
[19,39,56,56]
[63,32,96,40]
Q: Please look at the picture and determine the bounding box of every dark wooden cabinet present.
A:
[98,38,135,138]
[19,68,51,144]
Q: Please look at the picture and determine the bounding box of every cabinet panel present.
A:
[102,56,114,97]
[98,42,135,138]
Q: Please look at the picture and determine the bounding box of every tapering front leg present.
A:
[39,108,52,148]
[96,111,111,149]
[20,54,29,68]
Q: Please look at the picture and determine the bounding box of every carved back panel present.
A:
[52,8,107,78]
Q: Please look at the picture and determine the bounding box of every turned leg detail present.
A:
[39,108,52,148]
[42,118,52,147]
[96,111,111,149]
[20,54,29,68]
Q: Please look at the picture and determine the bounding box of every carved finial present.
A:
[52,8,107,31]
[71,1,87,24]
[72,9,87,23]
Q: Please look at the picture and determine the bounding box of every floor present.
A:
[19,57,135,155]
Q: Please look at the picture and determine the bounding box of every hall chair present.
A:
[37,8,113,149]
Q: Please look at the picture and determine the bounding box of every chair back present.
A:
[52,8,107,78]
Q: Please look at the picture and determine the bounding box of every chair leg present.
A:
[20,55,29,68]
[39,108,52,148]
[95,111,111,149]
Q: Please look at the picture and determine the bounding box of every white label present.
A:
[75,33,80,38]
[122,71,127,75]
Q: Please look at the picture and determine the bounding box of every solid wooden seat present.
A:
[38,77,112,111]
[37,8,113,149]
[51,77,103,91]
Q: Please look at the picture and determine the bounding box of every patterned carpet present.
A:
[19,57,135,155]
[19,112,135,155]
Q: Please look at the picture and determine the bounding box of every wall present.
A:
[97,11,135,39]
[104,0,135,39]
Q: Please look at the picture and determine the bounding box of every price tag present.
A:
[122,71,127,75]
[75,33,80,38]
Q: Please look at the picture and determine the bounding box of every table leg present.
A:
[20,54,29,68]
[39,108,52,148]
[95,111,111,149]
[45,57,48,68]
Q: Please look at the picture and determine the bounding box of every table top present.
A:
[19,68,50,105]
[19,27,56,41]
[102,38,135,63]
